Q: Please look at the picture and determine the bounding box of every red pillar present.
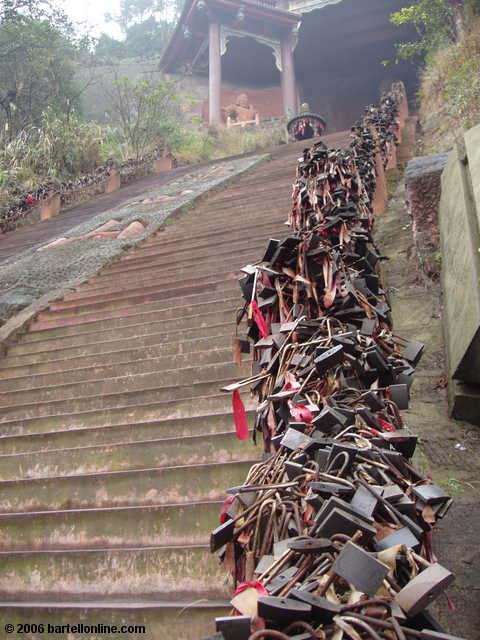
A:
[209,20,222,126]
[281,34,297,117]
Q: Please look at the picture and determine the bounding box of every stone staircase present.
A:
[0,133,348,639]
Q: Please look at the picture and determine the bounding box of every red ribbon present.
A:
[232,390,249,440]
[289,403,313,425]
[233,581,269,598]
[378,417,396,432]
[251,300,269,339]
[220,495,235,524]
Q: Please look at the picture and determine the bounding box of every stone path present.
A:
[0,132,349,639]
[0,163,216,265]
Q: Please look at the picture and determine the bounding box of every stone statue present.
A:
[222,93,258,124]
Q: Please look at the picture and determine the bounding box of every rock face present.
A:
[405,152,449,277]
[439,125,480,423]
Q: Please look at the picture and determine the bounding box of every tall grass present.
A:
[420,17,480,151]
[175,121,286,164]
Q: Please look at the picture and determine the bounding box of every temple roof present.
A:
[160,0,301,73]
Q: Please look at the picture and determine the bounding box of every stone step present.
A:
[49,274,240,315]
[33,294,239,330]
[141,216,284,250]
[0,459,255,512]
[6,318,236,360]
[0,429,256,481]
[0,334,235,379]
[0,600,229,640]
[0,410,254,455]
[0,391,254,436]
[60,269,241,306]
[0,500,223,550]
[111,234,266,267]
[45,280,239,316]
[76,256,244,293]
[0,545,232,600]
[0,331,234,372]
[0,361,247,406]
[0,376,246,423]
[66,264,242,301]
[0,348,238,393]
[96,241,263,280]
[21,307,238,345]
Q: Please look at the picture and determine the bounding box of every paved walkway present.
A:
[0,165,200,265]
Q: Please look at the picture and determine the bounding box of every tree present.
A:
[0,0,95,139]
[390,0,457,62]
[98,0,185,60]
[390,1,480,62]
[105,71,182,158]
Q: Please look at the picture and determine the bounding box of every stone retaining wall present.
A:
[1,150,174,234]
[439,124,480,424]
[405,152,449,277]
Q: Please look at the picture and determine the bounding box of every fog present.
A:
[62,0,123,38]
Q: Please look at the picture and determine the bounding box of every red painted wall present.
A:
[202,85,284,123]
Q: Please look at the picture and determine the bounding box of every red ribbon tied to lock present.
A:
[251,300,269,339]
[232,390,249,441]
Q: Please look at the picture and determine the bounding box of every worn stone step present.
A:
[45,280,239,316]
[97,242,262,281]
[60,269,241,306]
[39,282,238,318]
[0,391,254,436]
[67,265,242,301]
[0,334,234,380]
[0,361,247,406]
[103,239,266,278]
[0,429,256,481]
[7,318,236,360]
[0,459,256,512]
[0,375,246,422]
[0,500,223,550]
[142,216,284,250]
[36,287,241,323]
[76,256,244,293]
[0,601,229,640]
[146,211,284,240]
[0,331,234,371]
[0,545,231,599]
[51,274,240,315]
[0,410,254,455]
[112,234,266,267]
[33,294,239,330]
[95,242,263,282]
[21,307,238,345]
[0,348,238,393]
[0,362,245,408]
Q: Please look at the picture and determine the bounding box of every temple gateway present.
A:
[160,0,417,132]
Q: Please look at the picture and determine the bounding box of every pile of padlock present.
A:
[207,84,463,640]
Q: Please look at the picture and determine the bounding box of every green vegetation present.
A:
[0,0,287,213]
[421,17,480,131]
[98,0,184,60]
[175,121,285,165]
[391,1,480,151]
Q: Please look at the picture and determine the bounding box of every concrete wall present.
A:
[439,124,480,424]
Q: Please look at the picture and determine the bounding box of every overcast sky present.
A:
[62,0,123,39]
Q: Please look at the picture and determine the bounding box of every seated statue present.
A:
[222,93,258,124]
